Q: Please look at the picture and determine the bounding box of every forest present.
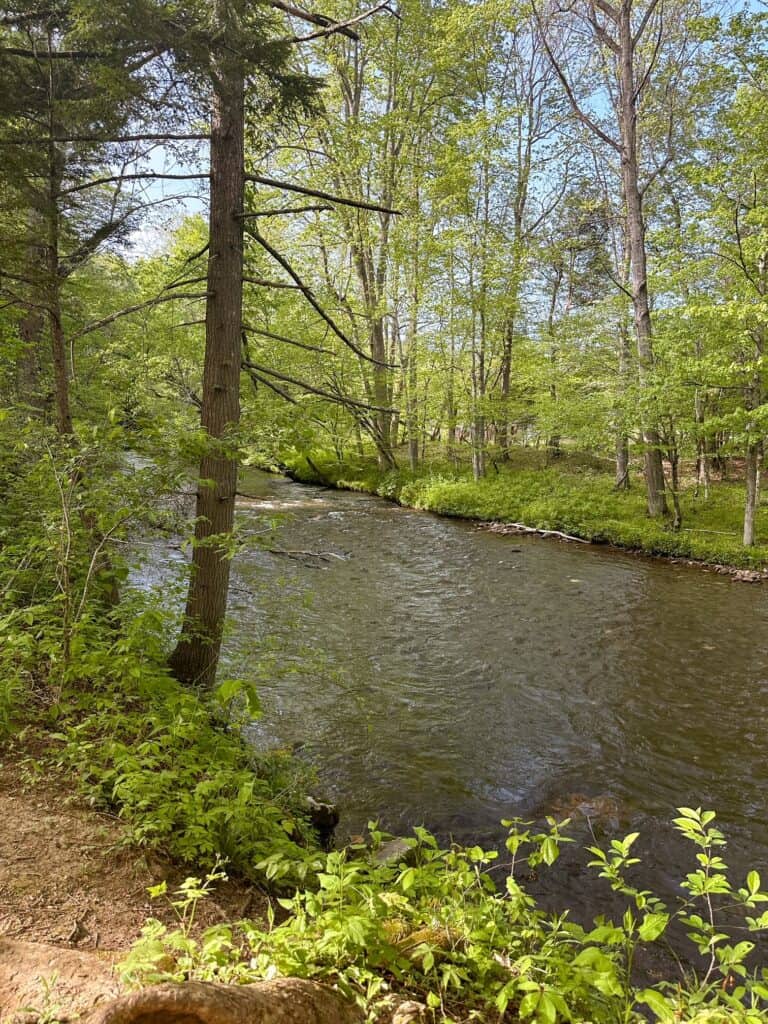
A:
[1,0,768,1022]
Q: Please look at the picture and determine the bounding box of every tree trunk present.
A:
[744,440,761,547]
[471,415,486,480]
[46,193,73,436]
[614,322,631,489]
[16,310,44,410]
[169,18,244,687]
[618,5,667,518]
[49,285,73,436]
[694,383,710,499]
[499,313,514,459]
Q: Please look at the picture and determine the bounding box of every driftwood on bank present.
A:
[89,978,364,1024]
[482,521,590,544]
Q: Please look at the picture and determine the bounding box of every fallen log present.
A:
[482,521,590,544]
[89,978,364,1024]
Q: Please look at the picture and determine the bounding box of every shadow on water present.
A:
[135,469,768,929]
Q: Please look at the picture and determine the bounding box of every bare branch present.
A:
[0,47,100,59]
[246,173,400,215]
[594,0,619,23]
[242,323,335,354]
[587,7,620,54]
[632,0,662,49]
[292,2,394,42]
[245,226,397,368]
[61,172,209,196]
[0,133,210,145]
[531,1,621,152]
[243,358,397,413]
[238,204,332,218]
[267,0,359,39]
[169,319,206,330]
[243,275,301,290]
[165,275,209,290]
[70,292,209,341]
[244,363,299,404]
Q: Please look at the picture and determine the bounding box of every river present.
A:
[137,468,768,913]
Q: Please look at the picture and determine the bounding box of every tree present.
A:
[535,0,704,518]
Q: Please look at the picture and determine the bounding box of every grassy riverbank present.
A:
[281,447,768,571]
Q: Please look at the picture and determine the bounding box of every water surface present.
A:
[139,470,768,908]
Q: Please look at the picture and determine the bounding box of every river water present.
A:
[138,469,768,911]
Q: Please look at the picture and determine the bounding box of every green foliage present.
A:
[0,426,320,885]
[48,638,320,883]
[123,814,768,1023]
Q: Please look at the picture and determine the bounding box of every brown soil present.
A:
[0,755,265,1021]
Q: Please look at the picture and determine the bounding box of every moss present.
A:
[284,447,768,570]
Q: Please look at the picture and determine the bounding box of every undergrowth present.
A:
[122,811,768,1023]
[0,429,321,887]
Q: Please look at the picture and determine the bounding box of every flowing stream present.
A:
[138,468,768,912]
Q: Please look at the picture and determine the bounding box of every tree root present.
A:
[89,978,363,1024]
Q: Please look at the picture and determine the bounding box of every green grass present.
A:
[283,445,768,570]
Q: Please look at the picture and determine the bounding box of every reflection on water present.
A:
[136,470,768,911]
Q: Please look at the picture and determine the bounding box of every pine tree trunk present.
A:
[16,311,43,411]
[46,188,72,436]
[169,19,244,687]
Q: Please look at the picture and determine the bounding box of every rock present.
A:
[306,796,340,851]
[373,838,418,868]
[391,999,429,1024]
[543,793,624,832]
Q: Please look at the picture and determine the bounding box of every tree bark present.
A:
[617,3,668,517]
[743,441,759,547]
[16,310,44,410]
[169,11,244,687]
[614,322,631,488]
[45,133,73,436]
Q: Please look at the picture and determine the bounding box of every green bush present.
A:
[123,811,768,1023]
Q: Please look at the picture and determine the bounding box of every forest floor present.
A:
[0,751,262,1021]
[280,445,768,573]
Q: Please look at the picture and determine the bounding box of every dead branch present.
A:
[238,204,332,218]
[268,0,360,39]
[246,174,400,215]
[245,226,397,368]
[242,358,397,413]
[242,323,335,354]
[61,172,209,196]
[292,1,396,42]
[243,275,301,290]
[482,521,590,544]
[70,292,209,340]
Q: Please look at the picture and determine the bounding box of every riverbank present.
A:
[279,447,768,574]
[4,519,768,1021]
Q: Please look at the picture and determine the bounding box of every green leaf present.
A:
[637,988,676,1021]
[638,912,670,942]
